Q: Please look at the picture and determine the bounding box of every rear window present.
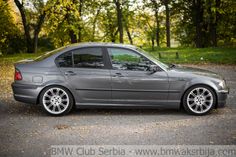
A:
[34,47,67,61]
[55,52,73,67]
[73,48,104,68]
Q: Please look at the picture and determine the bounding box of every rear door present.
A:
[107,47,169,106]
[56,47,111,104]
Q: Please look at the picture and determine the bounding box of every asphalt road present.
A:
[0,64,235,157]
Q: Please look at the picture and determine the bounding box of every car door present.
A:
[107,47,169,106]
[56,47,111,104]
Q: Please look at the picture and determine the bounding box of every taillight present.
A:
[15,69,22,80]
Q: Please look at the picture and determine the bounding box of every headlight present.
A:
[219,80,226,88]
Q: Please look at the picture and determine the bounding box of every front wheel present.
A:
[39,86,74,116]
[183,85,216,115]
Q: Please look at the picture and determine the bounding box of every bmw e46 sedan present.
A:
[12,43,229,116]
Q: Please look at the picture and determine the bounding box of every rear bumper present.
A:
[11,83,42,104]
[216,88,229,108]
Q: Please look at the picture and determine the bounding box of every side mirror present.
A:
[148,65,161,74]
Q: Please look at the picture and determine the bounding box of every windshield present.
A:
[34,47,67,61]
[135,47,169,69]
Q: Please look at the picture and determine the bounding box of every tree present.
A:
[99,4,118,42]
[150,0,161,47]
[123,0,134,45]
[0,0,23,54]
[114,0,124,43]
[161,0,171,47]
[14,0,49,53]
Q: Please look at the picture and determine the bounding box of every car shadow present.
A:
[71,108,186,116]
[2,99,225,118]
[5,101,188,117]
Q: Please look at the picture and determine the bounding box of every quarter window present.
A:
[73,48,104,68]
[108,48,152,71]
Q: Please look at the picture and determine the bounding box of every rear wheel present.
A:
[39,86,74,115]
[183,85,216,115]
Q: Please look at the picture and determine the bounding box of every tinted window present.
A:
[108,48,152,71]
[73,48,104,68]
[55,52,72,67]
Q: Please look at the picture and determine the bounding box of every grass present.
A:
[0,47,235,64]
[0,52,44,64]
[143,47,236,64]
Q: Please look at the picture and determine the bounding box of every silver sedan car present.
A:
[12,43,229,116]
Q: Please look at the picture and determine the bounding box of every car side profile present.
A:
[12,43,229,116]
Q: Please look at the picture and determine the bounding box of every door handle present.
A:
[64,71,76,76]
[113,72,124,77]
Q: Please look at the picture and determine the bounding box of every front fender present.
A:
[183,78,219,94]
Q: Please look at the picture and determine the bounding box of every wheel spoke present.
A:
[205,99,212,102]
[189,103,195,107]
[187,98,194,101]
[45,94,51,98]
[44,100,51,103]
[55,89,60,95]
[52,105,56,112]
[60,103,66,108]
[190,92,197,97]
[202,103,209,107]
[61,97,68,101]
[47,104,53,108]
[200,105,203,111]
[57,105,62,112]
[196,88,200,95]
[201,88,206,95]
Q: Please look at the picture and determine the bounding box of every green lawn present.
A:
[143,47,236,64]
[0,52,44,64]
[0,47,235,64]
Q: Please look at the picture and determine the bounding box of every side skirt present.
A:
[75,102,180,109]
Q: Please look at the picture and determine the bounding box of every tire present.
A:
[39,86,74,116]
[182,85,216,115]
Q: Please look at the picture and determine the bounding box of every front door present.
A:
[107,47,169,106]
[56,47,111,104]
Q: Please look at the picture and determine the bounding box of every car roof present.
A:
[65,42,137,50]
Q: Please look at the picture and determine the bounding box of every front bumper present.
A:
[216,88,229,108]
[11,83,42,104]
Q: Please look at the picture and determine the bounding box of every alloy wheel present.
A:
[186,87,214,114]
[42,87,69,114]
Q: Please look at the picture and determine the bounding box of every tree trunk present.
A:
[164,0,171,47]
[33,12,46,53]
[151,37,155,50]
[213,0,221,47]
[124,20,133,45]
[207,0,216,47]
[78,0,83,42]
[154,10,160,47]
[14,0,33,53]
[151,0,160,47]
[91,8,101,42]
[33,33,38,53]
[69,30,77,43]
[193,0,204,48]
[114,0,123,43]
[126,26,133,45]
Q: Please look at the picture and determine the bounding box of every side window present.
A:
[55,51,72,67]
[73,48,104,68]
[107,48,152,71]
